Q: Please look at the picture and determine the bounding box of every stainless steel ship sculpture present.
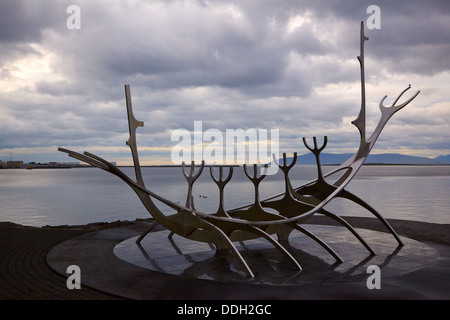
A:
[59,22,420,277]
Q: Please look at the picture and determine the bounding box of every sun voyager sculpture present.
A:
[59,22,419,278]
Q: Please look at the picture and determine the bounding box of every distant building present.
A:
[0,160,92,169]
[6,161,23,168]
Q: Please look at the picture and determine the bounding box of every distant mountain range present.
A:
[280,153,450,165]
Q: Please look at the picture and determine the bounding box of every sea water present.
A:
[1,165,449,227]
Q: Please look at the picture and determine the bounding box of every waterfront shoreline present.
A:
[3,215,449,244]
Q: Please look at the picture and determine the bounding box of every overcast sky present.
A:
[1,0,449,165]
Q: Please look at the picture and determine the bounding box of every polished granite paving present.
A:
[113,225,436,285]
[47,222,446,299]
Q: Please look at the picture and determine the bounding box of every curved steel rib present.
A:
[124,84,145,187]
[58,21,419,278]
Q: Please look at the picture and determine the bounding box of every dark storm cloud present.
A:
[0,0,67,67]
[0,0,449,163]
[0,0,62,42]
[31,0,448,95]
[34,0,330,98]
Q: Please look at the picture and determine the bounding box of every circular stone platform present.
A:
[47,222,441,299]
[113,225,436,285]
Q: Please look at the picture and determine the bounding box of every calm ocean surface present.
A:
[1,165,449,227]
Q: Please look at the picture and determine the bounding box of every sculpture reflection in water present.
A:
[59,22,419,278]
